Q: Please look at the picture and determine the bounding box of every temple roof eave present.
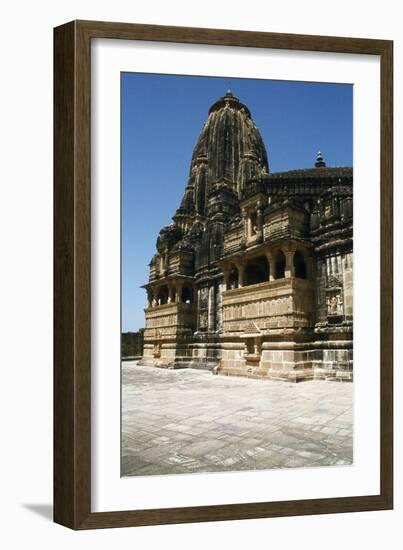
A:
[266,166,353,181]
[219,238,314,268]
[141,274,195,289]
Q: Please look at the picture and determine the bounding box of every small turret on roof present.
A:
[315,150,326,168]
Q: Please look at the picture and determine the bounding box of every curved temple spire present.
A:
[176,91,269,218]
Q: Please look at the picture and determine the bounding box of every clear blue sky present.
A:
[121,73,353,332]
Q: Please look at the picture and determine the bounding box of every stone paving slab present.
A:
[121,362,353,477]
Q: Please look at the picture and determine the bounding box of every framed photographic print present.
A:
[54,20,393,529]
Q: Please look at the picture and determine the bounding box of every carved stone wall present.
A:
[222,278,314,335]
[315,252,353,326]
[263,206,308,241]
[144,303,196,341]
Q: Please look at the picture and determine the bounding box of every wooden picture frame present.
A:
[54,20,393,529]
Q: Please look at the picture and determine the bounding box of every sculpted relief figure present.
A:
[327,293,342,315]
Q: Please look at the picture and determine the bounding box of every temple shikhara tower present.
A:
[140,91,353,382]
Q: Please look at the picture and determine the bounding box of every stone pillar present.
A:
[256,206,263,241]
[343,252,353,317]
[241,210,248,240]
[208,285,215,332]
[223,266,230,290]
[168,285,175,304]
[196,288,201,331]
[237,262,245,287]
[284,248,295,279]
[266,251,275,282]
[176,281,183,303]
[216,282,224,331]
[151,286,158,307]
[247,215,252,237]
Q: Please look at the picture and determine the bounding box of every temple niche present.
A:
[139,91,353,382]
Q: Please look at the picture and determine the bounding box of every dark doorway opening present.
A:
[294,251,307,279]
[245,256,270,286]
[274,251,286,279]
[181,286,193,304]
[229,266,239,289]
[158,285,169,305]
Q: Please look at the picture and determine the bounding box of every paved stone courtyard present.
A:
[122,362,353,477]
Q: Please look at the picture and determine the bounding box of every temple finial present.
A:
[315,150,326,168]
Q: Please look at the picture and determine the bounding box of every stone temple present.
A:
[140,90,353,382]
